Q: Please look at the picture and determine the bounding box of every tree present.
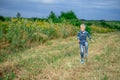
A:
[59,10,78,20]
[48,11,58,22]
[0,16,5,21]
[16,12,21,18]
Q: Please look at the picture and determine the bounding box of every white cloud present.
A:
[92,1,120,9]
[41,0,56,3]
[27,0,64,4]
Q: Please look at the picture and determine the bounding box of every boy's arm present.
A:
[87,32,92,39]
[77,32,80,43]
[87,32,94,42]
[91,39,95,42]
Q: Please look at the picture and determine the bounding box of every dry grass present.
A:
[0,32,120,80]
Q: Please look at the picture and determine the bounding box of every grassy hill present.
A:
[0,32,120,80]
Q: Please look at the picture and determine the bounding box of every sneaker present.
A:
[81,59,84,64]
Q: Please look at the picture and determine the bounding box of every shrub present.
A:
[0,19,79,53]
[91,25,115,33]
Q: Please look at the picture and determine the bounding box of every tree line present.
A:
[0,11,120,30]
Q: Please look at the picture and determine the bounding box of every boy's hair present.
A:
[80,24,86,29]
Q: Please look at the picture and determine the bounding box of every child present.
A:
[77,24,94,64]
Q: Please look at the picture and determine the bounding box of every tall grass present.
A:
[0,18,79,53]
[0,18,116,53]
[0,32,119,80]
[90,25,115,33]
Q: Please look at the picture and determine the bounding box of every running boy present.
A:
[77,24,94,64]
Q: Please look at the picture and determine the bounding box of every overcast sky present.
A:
[0,0,120,20]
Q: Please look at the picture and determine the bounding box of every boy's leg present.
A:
[85,42,88,62]
[85,42,88,57]
[80,44,84,64]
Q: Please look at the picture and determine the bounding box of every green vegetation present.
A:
[0,18,78,53]
[0,11,118,53]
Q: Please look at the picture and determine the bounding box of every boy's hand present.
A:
[91,39,95,42]
[78,40,80,44]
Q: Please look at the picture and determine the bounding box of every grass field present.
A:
[0,32,120,80]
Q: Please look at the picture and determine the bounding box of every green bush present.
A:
[0,19,79,53]
[91,25,115,33]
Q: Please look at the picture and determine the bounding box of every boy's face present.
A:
[81,26,85,32]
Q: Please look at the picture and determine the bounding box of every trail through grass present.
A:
[0,32,120,80]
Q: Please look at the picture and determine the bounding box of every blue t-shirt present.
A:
[77,31,91,45]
